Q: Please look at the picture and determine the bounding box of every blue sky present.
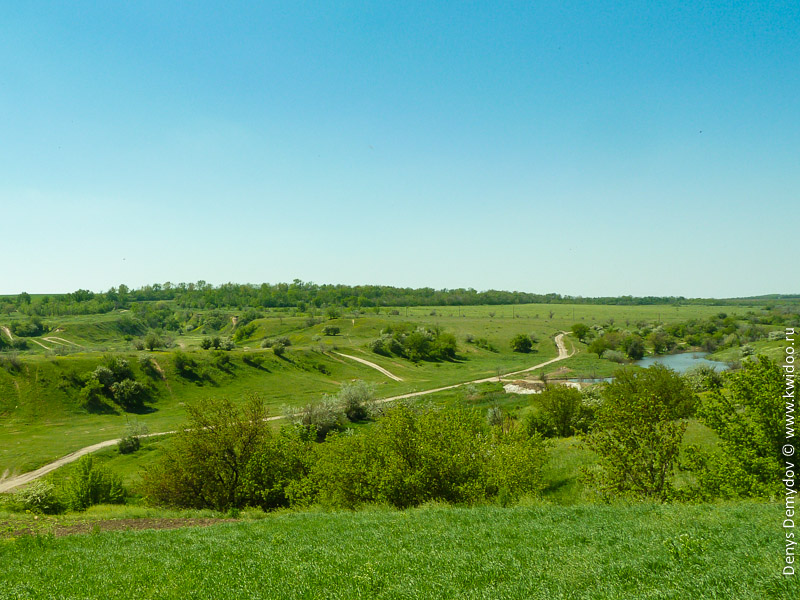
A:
[2,1,797,297]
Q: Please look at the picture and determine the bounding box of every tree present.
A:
[622,335,645,360]
[588,337,611,358]
[571,323,590,343]
[142,395,270,510]
[510,333,533,353]
[584,365,696,501]
[144,331,164,351]
[687,356,786,499]
[322,325,340,336]
[538,387,595,437]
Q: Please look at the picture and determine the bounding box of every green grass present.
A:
[0,301,766,476]
[0,502,793,599]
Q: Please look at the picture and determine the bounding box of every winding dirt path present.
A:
[1,326,13,342]
[377,332,572,404]
[333,352,404,381]
[0,333,573,493]
[42,337,83,348]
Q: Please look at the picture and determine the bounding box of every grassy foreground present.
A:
[1,502,794,599]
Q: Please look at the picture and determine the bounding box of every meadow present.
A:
[0,301,760,476]
[0,502,794,599]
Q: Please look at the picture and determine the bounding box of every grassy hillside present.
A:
[0,301,770,476]
[1,502,793,599]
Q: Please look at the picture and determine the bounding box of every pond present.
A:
[634,351,729,373]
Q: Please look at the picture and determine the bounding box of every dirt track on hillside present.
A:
[333,352,404,381]
[0,334,572,493]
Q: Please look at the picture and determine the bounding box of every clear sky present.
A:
[2,1,797,298]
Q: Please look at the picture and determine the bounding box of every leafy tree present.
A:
[144,331,164,351]
[142,396,270,510]
[585,366,696,501]
[622,335,645,360]
[588,337,611,358]
[538,387,595,437]
[110,379,147,411]
[686,356,786,499]
[200,337,212,350]
[571,323,591,343]
[404,330,432,361]
[322,325,340,336]
[510,333,533,353]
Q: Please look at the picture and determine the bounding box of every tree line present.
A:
[5,280,788,318]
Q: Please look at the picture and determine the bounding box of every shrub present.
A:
[142,396,271,511]
[13,481,65,515]
[604,350,627,363]
[272,342,286,357]
[66,456,126,511]
[138,354,161,379]
[242,353,266,368]
[338,380,377,422]
[110,379,147,411]
[584,365,696,501]
[0,352,23,373]
[538,386,595,437]
[322,325,340,336]
[291,405,547,510]
[286,398,346,441]
[683,365,723,392]
[233,322,257,342]
[687,356,785,499]
[173,351,195,374]
[144,331,164,351]
[510,333,533,353]
[117,435,141,454]
[79,378,110,411]
[200,337,212,349]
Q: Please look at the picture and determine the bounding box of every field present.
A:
[0,302,759,476]
[1,502,794,599]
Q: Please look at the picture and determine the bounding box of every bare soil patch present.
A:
[1,517,236,538]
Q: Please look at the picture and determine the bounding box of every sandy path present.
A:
[0,333,572,493]
[42,337,83,348]
[333,352,404,381]
[28,339,50,350]
[376,332,572,404]
[1,326,13,342]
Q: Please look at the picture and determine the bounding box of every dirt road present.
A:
[377,332,572,404]
[0,333,572,493]
[333,352,404,381]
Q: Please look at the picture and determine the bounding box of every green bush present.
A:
[584,365,696,501]
[66,456,126,511]
[286,398,346,441]
[13,481,65,515]
[337,380,377,421]
[510,333,533,353]
[141,396,271,511]
[117,435,141,454]
[687,356,786,499]
[322,325,340,336]
[291,405,547,510]
[110,379,146,411]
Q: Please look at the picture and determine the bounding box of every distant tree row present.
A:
[6,281,797,318]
